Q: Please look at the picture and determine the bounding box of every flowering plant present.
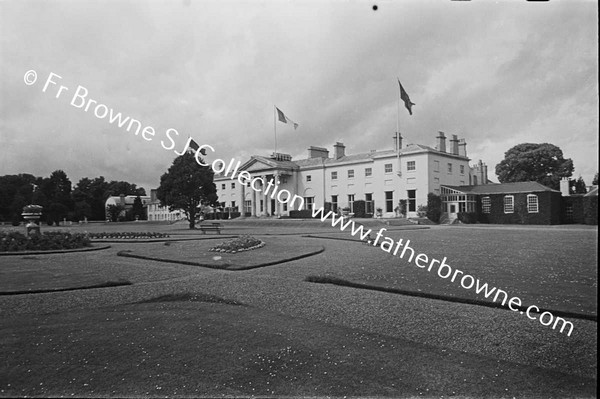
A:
[0,231,90,252]
[209,235,264,253]
[87,232,170,240]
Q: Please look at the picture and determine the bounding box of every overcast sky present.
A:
[1,0,598,192]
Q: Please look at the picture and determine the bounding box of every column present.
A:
[273,173,280,217]
[240,182,246,218]
[261,174,267,216]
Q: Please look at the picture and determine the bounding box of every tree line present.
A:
[0,171,146,225]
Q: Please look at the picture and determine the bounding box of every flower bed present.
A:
[87,232,170,240]
[208,235,264,253]
[0,231,91,252]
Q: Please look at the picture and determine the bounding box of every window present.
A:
[231,201,236,210]
[407,161,416,171]
[221,183,226,190]
[527,194,539,213]
[434,177,440,185]
[365,167,372,177]
[304,197,314,211]
[331,195,338,212]
[504,195,514,213]
[460,165,465,175]
[331,171,338,180]
[434,160,440,172]
[482,197,491,214]
[306,175,312,182]
[348,194,355,212]
[385,163,393,173]
[407,190,416,212]
[231,183,235,189]
[348,169,354,179]
[565,204,573,222]
[447,163,453,174]
[365,193,373,214]
[260,200,264,212]
[385,191,394,212]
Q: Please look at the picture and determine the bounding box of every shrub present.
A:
[417,205,427,218]
[0,231,91,252]
[208,235,264,253]
[426,193,442,223]
[289,210,314,218]
[87,232,170,240]
[353,200,366,218]
[457,212,478,224]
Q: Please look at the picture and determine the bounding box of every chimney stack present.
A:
[393,132,403,151]
[436,131,446,152]
[560,177,570,196]
[458,138,467,157]
[333,142,345,160]
[308,146,329,159]
[450,134,459,155]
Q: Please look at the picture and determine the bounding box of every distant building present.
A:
[104,194,151,220]
[214,132,489,218]
[146,189,184,222]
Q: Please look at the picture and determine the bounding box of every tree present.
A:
[157,152,218,229]
[131,196,145,220]
[593,172,598,186]
[570,176,587,194]
[495,143,574,190]
[106,204,124,222]
[426,193,442,223]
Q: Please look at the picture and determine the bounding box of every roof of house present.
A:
[585,186,598,197]
[443,181,560,195]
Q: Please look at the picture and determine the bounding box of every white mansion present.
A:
[213,132,489,218]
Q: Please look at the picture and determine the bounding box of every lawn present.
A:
[0,293,595,398]
[118,236,324,270]
[302,227,597,316]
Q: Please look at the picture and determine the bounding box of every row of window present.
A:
[219,161,468,188]
[433,160,465,175]
[481,195,539,214]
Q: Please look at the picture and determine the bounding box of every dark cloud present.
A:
[1,0,597,190]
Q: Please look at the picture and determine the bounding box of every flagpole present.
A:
[274,106,277,156]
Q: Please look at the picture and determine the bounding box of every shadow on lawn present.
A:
[305,275,597,322]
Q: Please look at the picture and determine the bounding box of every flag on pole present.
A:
[276,107,299,129]
[188,138,206,155]
[398,79,415,115]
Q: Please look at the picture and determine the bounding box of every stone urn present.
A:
[22,204,43,236]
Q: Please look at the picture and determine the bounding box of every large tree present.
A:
[157,153,218,229]
[495,143,574,190]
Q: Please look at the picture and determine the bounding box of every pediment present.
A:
[240,157,277,173]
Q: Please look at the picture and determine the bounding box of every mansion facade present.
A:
[214,132,489,218]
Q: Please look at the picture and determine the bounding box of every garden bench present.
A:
[198,222,223,234]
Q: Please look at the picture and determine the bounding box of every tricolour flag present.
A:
[276,107,299,129]
[188,138,206,155]
[398,79,415,115]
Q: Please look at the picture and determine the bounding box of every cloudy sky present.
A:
[1,0,598,192]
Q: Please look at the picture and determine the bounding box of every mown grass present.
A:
[305,227,598,316]
[119,236,324,270]
[0,298,595,398]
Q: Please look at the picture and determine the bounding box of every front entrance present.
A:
[448,203,458,217]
